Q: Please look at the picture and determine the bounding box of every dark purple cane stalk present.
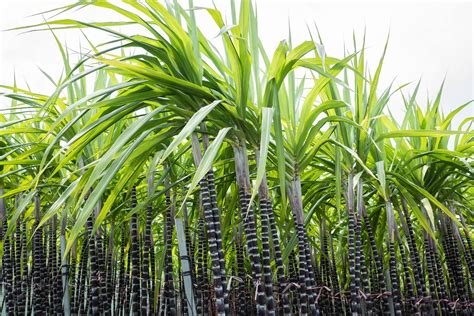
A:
[457,210,474,279]
[18,217,28,315]
[288,249,300,315]
[386,201,401,315]
[239,187,267,315]
[202,127,228,303]
[200,177,226,315]
[50,216,63,315]
[32,193,46,315]
[295,222,309,315]
[124,243,131,316]
[201,217,211,315]
[0,185,15,314]
[303,233,320,316]
[142,205,152,315]
[86,214,100,316]
[266,199,291,316]
[258,197,276,315]
[320,222,331,314]
[195,217,207,315]
[347,175,360,316]
[394,225,415,314]
[149,231,156,314]
[0,181,4,242]
[450,223,471,315]
[96,233,107,314]
[235,226,247,315]
[420,226,436,315]
[183,203,195,292]
[432,242,448,315]
[388,240,402,315]
[45,227,52,315]
[104,224,114,315]
[256,167,276,315]
[116,224,126,316]
[254,151,287,314]
[15,216,25,316]
[192,133,227,315]
[129,186,141,315]
[287,174,319,316]
[359,243,371,316]
[354,215,365,315]
[341,252,350,315]
[443,215,467,313]
[206,170,229,310]
[400,198,426,301]
[3,224,15,315]
[163,188,177,315]
[330,236,342,315]
[74,235,89,315]
[361,191,385,314]
[232,141,266,315]
[355,180,370,315]
[348,210,359,316]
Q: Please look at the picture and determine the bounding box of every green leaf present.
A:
[0,128,46,136]
[249,107,273,206]
[159,100,222,164]
[66,129,153,256]
[179,127,231,212]
[377,129,472,141]
[390,171,461,226]
[421,198,435,229]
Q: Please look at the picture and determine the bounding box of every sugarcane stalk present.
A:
[191,133,226,315]
[347,174,360,316]
[60,207,71,315]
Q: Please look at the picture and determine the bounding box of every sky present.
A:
[0,0,472,127]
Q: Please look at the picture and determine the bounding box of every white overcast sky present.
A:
[1,0,473,126]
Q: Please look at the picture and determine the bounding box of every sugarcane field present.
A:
[0,0,473,315]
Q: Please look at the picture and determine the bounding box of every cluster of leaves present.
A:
[0,0,472,315]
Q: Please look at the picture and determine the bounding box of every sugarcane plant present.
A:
[0,0,473,315]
